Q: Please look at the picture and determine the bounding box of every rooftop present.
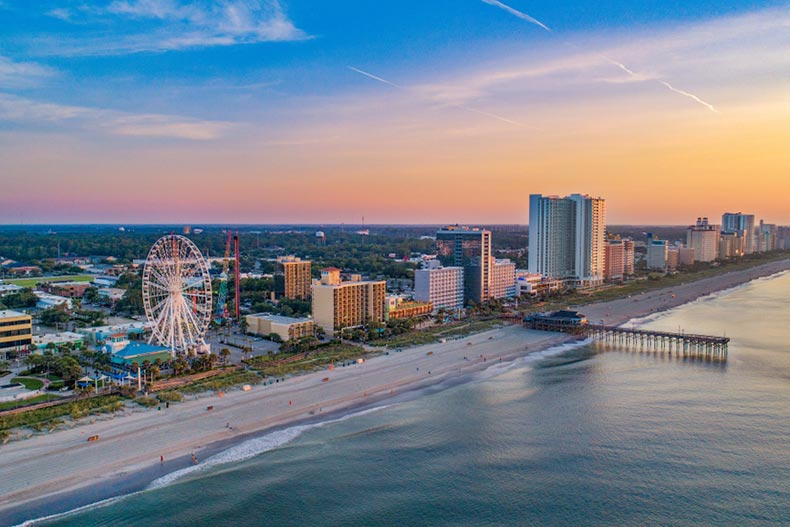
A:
[247,313,313,325]
[33,332,84,345]
[114,341,171,359]
[0,309,29,319]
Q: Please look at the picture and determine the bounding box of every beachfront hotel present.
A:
[0,309,33,360]
[646,238,669,271]
[528,194,606,288]
[604,239,625,280]
[722,212,756,254]
[311,268,386,335]
[274,256,312,300]
[490,258,517,299]
[414,266,465,314]
[435,226,492,304]
[687,217,720,262]
[719,230,746,259]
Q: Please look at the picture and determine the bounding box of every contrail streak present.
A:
[346,66,402,89]
[347,65,525,127]
[602,56,718,113]
[604,58,639,77]
[463,106,522,126]
[658,81,719,113]
[481,1,719,113]
[480,0,551,32]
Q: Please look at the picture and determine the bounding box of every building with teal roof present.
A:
[110,341,172,367]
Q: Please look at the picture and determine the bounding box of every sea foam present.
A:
[13,405,391,527]
[146,404,391,489]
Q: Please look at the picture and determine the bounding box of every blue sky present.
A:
[1,1,788,224]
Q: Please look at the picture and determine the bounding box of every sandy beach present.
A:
[1,258,788,526]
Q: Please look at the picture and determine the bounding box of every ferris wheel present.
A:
[142,235,212,355]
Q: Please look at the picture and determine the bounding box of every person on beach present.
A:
[191,452,197,464]
[160,455,164,463]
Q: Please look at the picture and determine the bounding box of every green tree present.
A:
[83,287,101,304]
[39,308,70,327]
[219,348,231,365]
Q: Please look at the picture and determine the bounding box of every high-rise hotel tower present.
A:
[528,194,606,288]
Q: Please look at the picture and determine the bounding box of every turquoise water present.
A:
[33,273,790,526]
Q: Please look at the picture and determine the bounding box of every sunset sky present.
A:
[1,0,788,225]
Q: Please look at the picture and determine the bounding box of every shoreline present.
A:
[1,258,789,527]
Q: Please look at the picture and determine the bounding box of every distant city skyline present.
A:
[1,1,788,224]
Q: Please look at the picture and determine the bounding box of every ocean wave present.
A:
[13,405,391,527]
[626,271,790,329]
[468,338,594,381]
[11,494,135,527]
[521,338,593,362]
[146,404,391,490]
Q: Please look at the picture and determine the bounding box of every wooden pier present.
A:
[524,313,728,360]
[585,324,728,360]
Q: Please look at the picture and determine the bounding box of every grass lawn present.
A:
[11,377,44,390]
[4,275,94,288]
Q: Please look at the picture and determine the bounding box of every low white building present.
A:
[32,331,85,351]
[245,314,315,341]
[93,275,120,287]
[98,288,126,303]
[33,291,72,310]
[77,321,150,343]
[515,271,563,297]
[0,283,24,296]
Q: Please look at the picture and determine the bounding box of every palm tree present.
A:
[220,348,231,365]
[207,354,219,369]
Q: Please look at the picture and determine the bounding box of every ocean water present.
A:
[30,273,790,527]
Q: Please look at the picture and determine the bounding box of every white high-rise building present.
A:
[687,217,720,262]
[646,239,669,271]
[490,258,516,299]
[528,193,606,288]
[414,266,465,314]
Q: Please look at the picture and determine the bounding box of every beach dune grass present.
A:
[178,371,262,395]
[369,319,500,349]
[246,342,367,377]
[0,395,125,433]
